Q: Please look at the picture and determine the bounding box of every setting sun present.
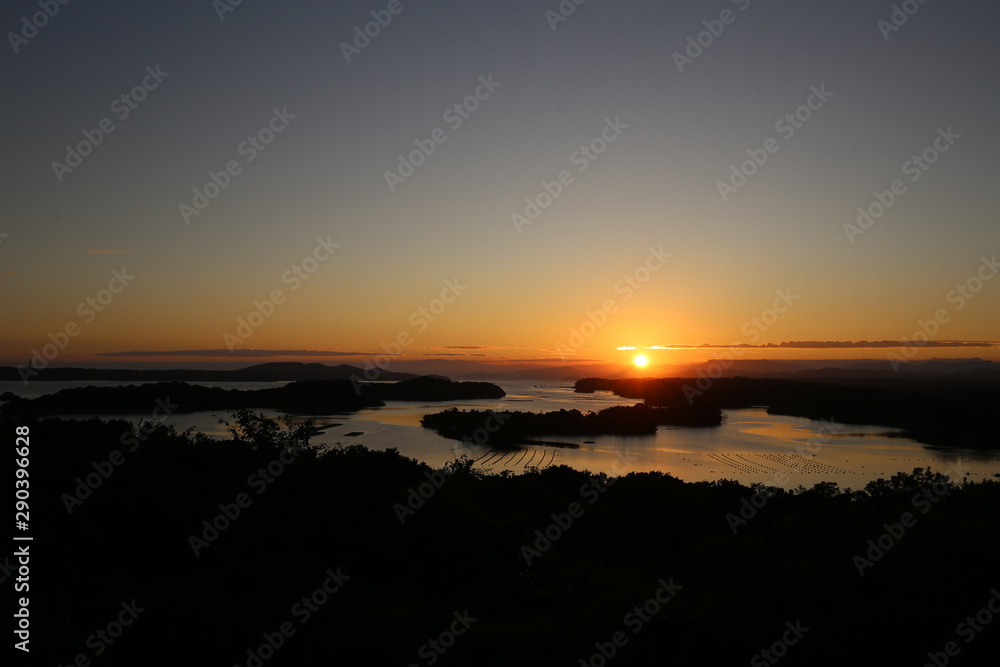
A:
[634,355,649,367]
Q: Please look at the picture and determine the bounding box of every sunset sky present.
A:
[3,0,998,371]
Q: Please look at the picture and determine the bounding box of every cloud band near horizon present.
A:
[618,341,998,350]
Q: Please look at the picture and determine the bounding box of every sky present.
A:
[2,0,999,372]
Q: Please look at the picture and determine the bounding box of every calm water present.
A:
[3,380,998,489]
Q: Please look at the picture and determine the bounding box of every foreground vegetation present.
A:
[10,412,1000,665]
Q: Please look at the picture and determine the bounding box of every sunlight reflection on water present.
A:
[9,379,998,488]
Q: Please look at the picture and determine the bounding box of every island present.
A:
[0,361,421,383]
[575,376,1000,449]
[0,376,505,417]
[421,403,723,448]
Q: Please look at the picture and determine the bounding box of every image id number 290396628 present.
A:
[14,425,32,653]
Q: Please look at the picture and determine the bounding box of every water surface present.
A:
[5,379,997,488]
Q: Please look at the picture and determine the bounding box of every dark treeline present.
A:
[0,361,420,383]
[10,413,1000,666]
[367,376,505,401]
[0,377,504,417]
[421,403,723,445]
[576,376,1000,449]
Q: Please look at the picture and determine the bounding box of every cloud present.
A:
[491,357,607,363]
[433,345,534,351]
[415,355,606,363]
[620,340,999,350]
[421,353,489,357]
[86,249,134,255]
[95,349,380,358]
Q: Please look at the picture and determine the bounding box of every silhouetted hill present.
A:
[0,377,508,417]
[0,361,420,382]
[364,375,505,401]
[0,380,383,416]
[626,358,1000,383]
[12,413,1000,666]
[576,377,1000,450]
[422,403,723,447]
[230,362,420,382]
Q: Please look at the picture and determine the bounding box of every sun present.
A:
[634,355,649,367]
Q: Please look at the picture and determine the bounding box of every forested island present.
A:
[0,361,421,383]
[421,403,723,448]
[0,376,504,417]
[576,376,1000,449]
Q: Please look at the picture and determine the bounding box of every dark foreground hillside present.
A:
[5,413,1000,666]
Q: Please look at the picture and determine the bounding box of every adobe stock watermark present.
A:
[340,0,416,63]
[750,620,810,666]
[544,0,593,31]
[61,397,178,515]
[349,277,468,389]
[394,411,509,524]
[852,476,953,576]
[521,450,639,566]
[385,74,502,192]
[393,466,453,525]
[213,0,249,22]
[11,546,29,653]
[18,268,135,385]
[0,555,17,586]
[672,0,752,73]
[844,126,960,244]
[717,85,834,202]
[878,0,933,42]
[223,236,339,350]
[888,253,997,371]
[7,0,73,54]
[233,568,350,667]
[55,600,145,665]
[577,578,682,666]
[555,246,671,358]
[682,287,800,404]
[922,588,1000,667]
[512,116,628,234]
[188,441,309,556]
[725,418,841,534]
[179,106,296,225]
[407,610,477,667]
[453,409,510,460]
[51,65,170,183]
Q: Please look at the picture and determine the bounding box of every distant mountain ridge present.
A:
[456,358,1000,382]
[2,358,998,384]
[0,376,505,416]
[0,362,421,383]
